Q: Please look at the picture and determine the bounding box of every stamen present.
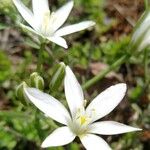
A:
[70,107,94,136]
[43,11,50,27]
[80,116,87,125]
[41,11,51,35]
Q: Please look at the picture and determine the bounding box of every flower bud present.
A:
[30,72,39,86]
[49,62,66,92]
[16,81,28,105]
[130,10,150,52]
[30,72,44,90]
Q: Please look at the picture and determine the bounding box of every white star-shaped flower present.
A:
[24,66,141,150]
[13,0,95,48]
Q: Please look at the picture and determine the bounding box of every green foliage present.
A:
[0,0,16,20]
[101,36,130,63]
[0,23,8,30]
[0,51,11,84]
[0,122,17,150]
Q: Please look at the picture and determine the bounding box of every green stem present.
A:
[144,0,150,10]
[144,0,149,10]
[36,42,45,73]
[144,48,148,84]
[82,54,130,90]
[34,109,43,141]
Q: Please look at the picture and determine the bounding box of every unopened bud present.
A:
[130,10,150,52]
[16,81,28,105]
[30,72,38,86]
[30,72,44,90]
[49,62,66,92]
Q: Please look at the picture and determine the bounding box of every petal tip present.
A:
[117,83,127,91]
[128,127,142,133]
[64,0,74,10]
[135,128,142,131]
[64,44,68,49]
[41,141,48,148]
[85,21,96,28]
[90,21,96,26]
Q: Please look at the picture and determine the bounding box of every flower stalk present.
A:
[144,48,149,85]
[36,42,45,73]
[144,0,149,9]
[83,53,130,90]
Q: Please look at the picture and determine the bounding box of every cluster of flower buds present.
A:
[16,72,44,105]
[16,62,66,105]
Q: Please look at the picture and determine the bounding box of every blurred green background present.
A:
[0,0,149,149]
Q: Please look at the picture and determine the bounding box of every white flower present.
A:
[24,66,141,150]
[13,0,95,48]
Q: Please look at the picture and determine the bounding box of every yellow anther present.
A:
[80,116,87,125]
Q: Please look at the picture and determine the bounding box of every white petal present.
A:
[41,127,75,148]
[80,134,111,150]
[13,0,35,28]
[24,88,71,125]
[47,36,68,48]
[89,121,142,135]
[32,0,49,16]
[86,83,127,122]
[65,66,84,117]
[32,0,50,29]
[52,1,74,31]
[55,21,96,37]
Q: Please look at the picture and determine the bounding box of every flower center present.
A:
[69,106,95,136]
[41,11,56,36]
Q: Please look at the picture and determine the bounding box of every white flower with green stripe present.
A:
[24,66,141,149]
[13,0,95,48]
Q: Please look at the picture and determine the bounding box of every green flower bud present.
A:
[130,9,150,52]
[30,72,44,90]
[49,62,66,92]
[16,81,28,105]
[34,76,44,90]
[30,72,39,87]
